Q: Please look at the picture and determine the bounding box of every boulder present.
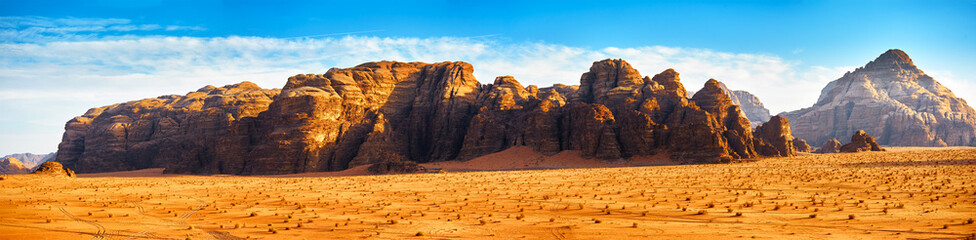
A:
[840,130,885,152]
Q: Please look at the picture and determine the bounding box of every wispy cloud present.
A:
[0,16,205,43]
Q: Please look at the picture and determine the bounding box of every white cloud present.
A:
[1,16,970,155]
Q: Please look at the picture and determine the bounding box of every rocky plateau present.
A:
[56,59,802,174]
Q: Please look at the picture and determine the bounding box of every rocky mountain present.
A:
[0,157,29,174]
[783,49,976,147]
[55,82,280,173]
[1,152,54,169]
[55,59,797,175]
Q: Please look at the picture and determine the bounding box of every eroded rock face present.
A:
[32,162,75,178]
[0,157,29,174]
[752,116,795,157]
[817,139,843,153]
[55,82,280,173]
[840,130,885,152]
[57,59,797,174]
[783,49,976,147]
[248,61,480,174]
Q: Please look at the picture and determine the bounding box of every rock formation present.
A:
[55,82,280,173]
[32,162,75,177]
[840,130,885,152]
[0,157,29,174]
[817,139,842,153]
[752,116,795,157]
[1,152,55,169]
[792,139,811,152]
[714,82,772,126]
[783,49,976,147]
[56,59,796,175]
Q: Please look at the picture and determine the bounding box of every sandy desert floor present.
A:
[1,147,975,239]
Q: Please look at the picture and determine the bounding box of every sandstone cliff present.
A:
[56,59,796,174]
[55,82,280,173]
[782,49,976,147]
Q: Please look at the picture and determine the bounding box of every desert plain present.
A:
[1,147,975,239]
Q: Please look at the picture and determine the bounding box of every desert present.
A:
[2,147,975,239]
[4,2,976,239]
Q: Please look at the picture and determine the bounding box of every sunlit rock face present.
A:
[783,49,976,147]
[57,59,797,175]
[55,82,280,174]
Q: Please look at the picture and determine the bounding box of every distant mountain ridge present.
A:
[783,49,976,147]
[0,157,29,174]
[1,152,54,170]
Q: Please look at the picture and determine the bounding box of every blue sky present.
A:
[1,0,974,155]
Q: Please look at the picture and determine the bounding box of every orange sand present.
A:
[1,147,975,239]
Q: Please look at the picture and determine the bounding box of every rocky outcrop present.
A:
[56,59,796,175]
[817,139,843,153]
[0,157,29,174]
[1,152,55,169]
[752,116,795,157]
[793,139,811,152]
[248,62,481,174]
[840,130,885,152]
[782,49,976,147]
[55,82,280,173]
[32,162,75,177]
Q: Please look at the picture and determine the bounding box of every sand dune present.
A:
[1,147,975,239]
